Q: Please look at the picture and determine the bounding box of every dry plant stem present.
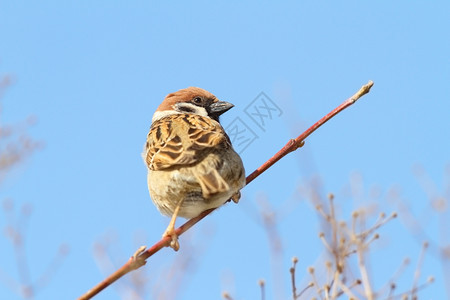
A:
[297,283,314,299]
[290,258,298,299]
[331,268,340,299]
[78,80,374,300]
[259,280,266,300]
[357,245,373,300]
[412,242,428,297]
[290,268,296,299]
[336,276,360,300]
[308,268,324,299]
[353,213,374,300]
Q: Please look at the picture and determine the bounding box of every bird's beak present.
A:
[209,101,234,116]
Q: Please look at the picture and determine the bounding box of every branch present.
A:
[78,80,374,300]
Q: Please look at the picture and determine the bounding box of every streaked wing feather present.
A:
[145,114,230,171]
[196,169,230,198]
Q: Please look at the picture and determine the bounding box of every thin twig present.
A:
[297,282,314,299]
[357,246,373,300]
[389,276,434,300]
[308,266,325,300]
[412,242,428,298]
[336,275,360,300]
[290,257,298,299]
[259,279,266,300]
[358,212,397,240]
[245,81,373,185]
[330,267,340,299]
[78,80,374,300]
[35,244,70,289]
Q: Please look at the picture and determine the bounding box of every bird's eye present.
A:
[193,97,202,104]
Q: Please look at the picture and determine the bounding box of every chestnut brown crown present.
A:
[155,87,234,122]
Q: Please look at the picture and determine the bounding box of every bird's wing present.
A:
[144,113,230,172]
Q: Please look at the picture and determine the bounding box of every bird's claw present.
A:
[170,236,180,251]
[163,230,180,251]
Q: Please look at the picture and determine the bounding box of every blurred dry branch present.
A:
[93,229,209,300]
[285,193,434,300]
[258,196,285,299]
[0,73,40,183]
[1,200,69,299]
[0,72,67,299]
[249,176,434,300]
[389,165,450,297]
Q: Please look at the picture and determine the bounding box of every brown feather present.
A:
[145,113,230,171]
[156,87,218,112]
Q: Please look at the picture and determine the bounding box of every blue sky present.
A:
[1,1,449,299]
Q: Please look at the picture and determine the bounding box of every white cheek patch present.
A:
[152,103,208,123]
[174,103,208,117]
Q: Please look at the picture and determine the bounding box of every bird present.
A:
[143,87,246,251]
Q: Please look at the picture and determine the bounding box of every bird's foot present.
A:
[163,229,180,251]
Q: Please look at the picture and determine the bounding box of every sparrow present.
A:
[143,87,246,251]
